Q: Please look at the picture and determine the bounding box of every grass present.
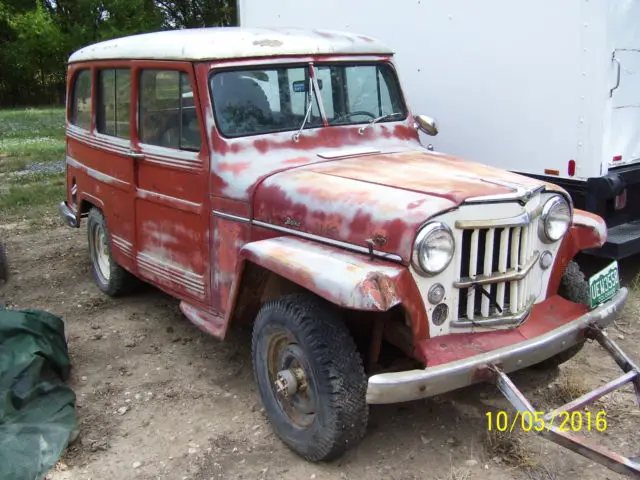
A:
[0,173,65,214]
[485,429,539,469]
[542,374,588,407]
[0,108,65,173]
[0,108,66,223]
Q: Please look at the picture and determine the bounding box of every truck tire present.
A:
[87,207,137,296]
[533,261,589,369]
[251,293,368,461]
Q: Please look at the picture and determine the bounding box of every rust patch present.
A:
[219,161,251,175]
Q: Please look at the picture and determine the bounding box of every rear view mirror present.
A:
[292,79,323,93]
[414,114,439,136]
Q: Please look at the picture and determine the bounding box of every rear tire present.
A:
[87,208,137,297]
[251,293,368,462]
[533,261,588,369]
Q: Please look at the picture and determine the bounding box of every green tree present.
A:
[156,0,236,28]
[0,0,237,106]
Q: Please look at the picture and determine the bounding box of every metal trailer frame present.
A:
[493,325,640,477]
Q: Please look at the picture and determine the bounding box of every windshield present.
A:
[210,62,406,138]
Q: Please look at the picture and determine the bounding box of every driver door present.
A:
[131,61,211,304]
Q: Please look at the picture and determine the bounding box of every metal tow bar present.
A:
[491,325,640,477]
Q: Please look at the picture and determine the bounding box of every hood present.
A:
[252,150,559,263]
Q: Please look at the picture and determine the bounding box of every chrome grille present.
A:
[454,218,538,327]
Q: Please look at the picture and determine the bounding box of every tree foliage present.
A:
[0,0,237,107]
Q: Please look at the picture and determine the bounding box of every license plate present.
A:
[588,261,621,309]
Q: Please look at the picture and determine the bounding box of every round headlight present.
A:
[539,196,571,243]
[412,222,455,275]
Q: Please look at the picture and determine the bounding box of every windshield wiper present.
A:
[358,112,404,135]
[292,77,315,143]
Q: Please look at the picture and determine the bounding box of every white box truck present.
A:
[237,0,640,259]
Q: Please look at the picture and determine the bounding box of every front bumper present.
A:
[58,201,79,228]
[366,288,628,404]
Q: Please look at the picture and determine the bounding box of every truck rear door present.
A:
[604,2,640,168]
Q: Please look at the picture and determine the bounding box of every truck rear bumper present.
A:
[587,220,640,259]
[58,201,79,228]
[366,288,628,404]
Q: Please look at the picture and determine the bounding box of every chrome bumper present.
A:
[58,201,79,228]
[366,288,629,404]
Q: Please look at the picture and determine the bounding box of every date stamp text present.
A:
[486,410,608,433]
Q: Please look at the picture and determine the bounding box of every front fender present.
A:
[547,209,607,296]
[236,236,418,311]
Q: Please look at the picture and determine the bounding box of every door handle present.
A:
[610,52,621,98]
[126,151,145,160]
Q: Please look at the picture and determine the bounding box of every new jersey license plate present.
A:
[588,261,620,309]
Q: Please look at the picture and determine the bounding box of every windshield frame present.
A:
[208,59,408,140]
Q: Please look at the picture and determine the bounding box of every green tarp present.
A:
[0,309,77,480]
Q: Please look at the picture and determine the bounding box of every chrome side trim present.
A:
[453,252,540,288]
[252,220,404,263]
[464,182,545,205]
[455,210,539,229]
[210,212,404,263]
[212,210,251,224]
[450,298,534,328]
[366,288,628,404]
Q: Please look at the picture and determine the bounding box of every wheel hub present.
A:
[274,368,307,398]
[266,332,317,427]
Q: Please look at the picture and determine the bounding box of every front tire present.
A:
[87,208,136,297]
[533,261,589,369]
[251,293,368,461]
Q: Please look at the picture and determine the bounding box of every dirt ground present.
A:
[0,221,638,480]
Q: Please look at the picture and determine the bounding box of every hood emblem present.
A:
[284,217,301,228]
[465,179,545,205]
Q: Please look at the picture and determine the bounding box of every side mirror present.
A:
[414,115,439,136]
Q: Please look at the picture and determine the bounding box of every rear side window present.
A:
[97,69,131,139]
[71,70,91,129]
[139,70,201,151]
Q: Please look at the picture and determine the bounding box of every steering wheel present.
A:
[330,110,376,125]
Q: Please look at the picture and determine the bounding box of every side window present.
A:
[97,69,131,139]
[71,70,91,129]
[139,70,202,151]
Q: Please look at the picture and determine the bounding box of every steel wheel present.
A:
[267,330,318,428]
[86,207,138,297]
[252,293,368,461]
[91,224,111,283]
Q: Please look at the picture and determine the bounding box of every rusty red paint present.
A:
[282,156,311,165]
[414,295,588,365]
[219,161,252,175]
[63,44,600,360]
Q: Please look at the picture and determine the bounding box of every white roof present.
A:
[68,27,393,63]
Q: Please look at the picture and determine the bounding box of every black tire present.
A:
[87,208,137,296]
[533,261,588,369]
[251,293,368,462]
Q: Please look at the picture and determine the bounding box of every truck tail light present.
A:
[568,159,576,176]
[613,154,623,162]
[614,189,627,210]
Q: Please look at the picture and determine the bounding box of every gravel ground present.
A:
[15,160,65,175]
[0,222,638,480]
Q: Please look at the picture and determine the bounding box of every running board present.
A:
[492,325,640,477]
